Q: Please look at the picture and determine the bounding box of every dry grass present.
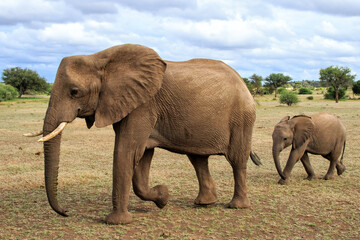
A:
[0,94,359,239]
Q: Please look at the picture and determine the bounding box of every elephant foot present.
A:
[226,196,250,209]
[324,174,334,180]
[105,211,133,225]
[304,175,316,181]
[278,178,289,185]
[336,164,346,175]
[194,189,217,205]
[153,185,169,209]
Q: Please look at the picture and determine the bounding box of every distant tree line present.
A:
[243,65,358,103]
[1,65,359,103]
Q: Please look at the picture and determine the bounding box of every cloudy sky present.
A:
[1,0,359,82]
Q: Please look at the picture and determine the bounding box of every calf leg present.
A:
[324,143,344,180]
[300,152,316,180]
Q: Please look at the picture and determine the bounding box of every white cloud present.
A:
[0,0,359,82]
[0,0,79,26]
[270,0,360,16]
[38,23,108,48]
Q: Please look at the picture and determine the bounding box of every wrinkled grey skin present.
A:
[272,113,346,185]
[42,44,258,224]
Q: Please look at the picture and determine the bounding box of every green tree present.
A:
[279,91,299,106]
[263,83,275,95]
[265,73,292,98]
[324,86,347,100]
[352,80,360,96]
[249,74,263,95]
[319,66,356,103]
[242,77,254,94]
[2,67,49,98]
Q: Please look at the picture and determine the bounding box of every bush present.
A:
[307,96,314,100]
[279,91,299,106]
[277,87,287,94]
[353,80,360,95]
[324,86,346,100]
[0,84,18,101]
[298,87,313,94]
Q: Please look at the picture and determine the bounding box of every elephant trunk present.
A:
[272,146,286,180]
[43,108,68,217]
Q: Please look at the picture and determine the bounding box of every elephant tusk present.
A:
[23,130,44,137]
[38,122,68,142]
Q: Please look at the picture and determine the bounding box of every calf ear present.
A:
[280,116,290,122]
[291,117,315,149]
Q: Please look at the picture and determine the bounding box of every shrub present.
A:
[353,80,360,95]
[280,91,299,106]
[0,84,18,101]
[277,87,287,94]
[298,87,313,94]
[324,86,346,100]
[307,96,314,100]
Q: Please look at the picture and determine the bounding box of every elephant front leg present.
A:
[300,152,316,180]
[188,154,217,205]
[132,149,169,208]
[105,147,134,225]
[279,147,306,185]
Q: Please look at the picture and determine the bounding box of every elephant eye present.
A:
[284,137,288,141]
[70,88,79,97]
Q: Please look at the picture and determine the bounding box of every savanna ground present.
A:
[0,93,359,239]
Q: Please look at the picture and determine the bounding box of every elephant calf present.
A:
[272,112,346,185]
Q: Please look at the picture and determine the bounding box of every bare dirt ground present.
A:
[0,94,359,239]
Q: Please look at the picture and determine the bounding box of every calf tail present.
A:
[340,141,346,164]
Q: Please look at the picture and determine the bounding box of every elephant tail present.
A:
[250,151,262,166]
[340,141,346,164]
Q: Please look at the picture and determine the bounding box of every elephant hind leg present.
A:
[225,157,250,209]
[336,163,346,175]
[323,154,337,180]
[324,144,344,180]
[132,149,169,208]
[188,154,217,205]
[225,128,252,209]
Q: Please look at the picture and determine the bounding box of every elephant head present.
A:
[272,115,315,180]
[41,44,166,216]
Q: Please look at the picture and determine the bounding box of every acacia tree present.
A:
[265,73,292,98]
[319,66,355,103]
[2,67,49,98]
[249,74,263,95]
[242,77,254,94]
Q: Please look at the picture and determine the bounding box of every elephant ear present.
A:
[94,44,166,128]
[291,115,315,149]
[280,116,290,122]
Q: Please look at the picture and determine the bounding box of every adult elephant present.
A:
[272,113,346,185]
[31,44,260,224]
